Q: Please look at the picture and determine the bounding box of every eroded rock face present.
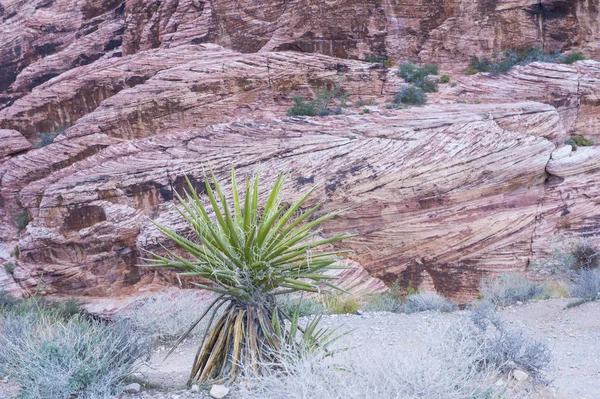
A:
[4,99,590,302]
[1,0,598,110]
[440,61,600,141]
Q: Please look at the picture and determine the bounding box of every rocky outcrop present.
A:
[440,61,600,141]
[3,97,588,302]
[1,0,599,110]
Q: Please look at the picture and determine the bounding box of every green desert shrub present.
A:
[564,52,586,64]
[277,295,325,317]
[322,294,360,315]
[479,272,547,306]
[394,85,427,106]
[398,62,438,92]
[15,209,29,232]
[362,291,401,312]
[365,54,392,67]
[144,169,354,384]
[568,135,595,151]
[3,262,14,275]
[467,47,585,76]
[440,74,451,84]
[287,82,347,117]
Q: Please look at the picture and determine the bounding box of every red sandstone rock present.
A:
[1,1,600,302]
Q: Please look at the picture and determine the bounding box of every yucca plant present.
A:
[143,169,354,384]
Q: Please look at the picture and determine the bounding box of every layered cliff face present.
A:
[1,0,599,301]
[1,0,599,106]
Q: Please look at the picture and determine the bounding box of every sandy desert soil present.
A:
[124,298,600,399]
[1,298,598,399]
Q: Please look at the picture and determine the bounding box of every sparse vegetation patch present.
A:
[467,47,587,75]
[33,126,65,149]
[568,135,595,151]
[287,81,348,117]
[394,85,427,106]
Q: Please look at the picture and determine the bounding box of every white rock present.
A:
[495,378,505,387]
[190,385,200,392]
[210,384,230,398]
[123,383,141,393]
[551,145,572,160]
[512,369,529,382]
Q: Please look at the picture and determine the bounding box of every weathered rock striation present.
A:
[1,0,599,109]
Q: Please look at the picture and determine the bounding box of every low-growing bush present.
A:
[569,268,600,302]
[394,85,427,106]
[362,292,400,312]
[0,294,85,321]
[465,304,551,380]
[287,81,347,117]
[0,293,150,399]
[364,54,392,68]
[479,272,547,306]
[15,209,29,233]
[3,262,14,275]
[400,292,457,314]
[564,52,587,64]
[241,314,539,399]
[440,74,451,84]
[397,62,438,93]
[568,135,595,151]
[468,47,579,75]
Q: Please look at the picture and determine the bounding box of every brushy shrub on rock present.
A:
[398,62,439,93]
[0,294,150,399]
[440,74,451,84]
[15,209,29,233]
[394,85,427,106]
[479,272,547,306]
[568,135,595,151]
[564,52,587,64]
[287,82,347,117]
[467,47,586,76]
[400,292,457,314]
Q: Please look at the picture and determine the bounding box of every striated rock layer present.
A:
[1,0,599,108]
[4,95,598,302]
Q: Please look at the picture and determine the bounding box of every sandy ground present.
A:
[128,298,600,399]
[1,298,598,399]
